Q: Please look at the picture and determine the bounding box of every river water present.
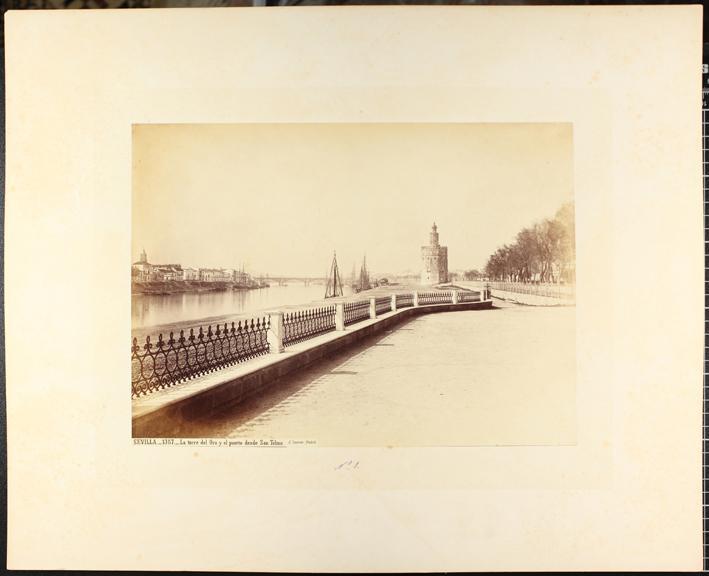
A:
[132,283,354,331]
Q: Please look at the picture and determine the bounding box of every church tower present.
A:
[421,222,449,285]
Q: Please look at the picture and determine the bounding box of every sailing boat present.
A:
[324,251,344,299]
[358,254,371,292]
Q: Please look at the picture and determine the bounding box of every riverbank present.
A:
[158,303,574,445]
[132,280,266,295]
[131,282,472,338]
[132,299,497,438]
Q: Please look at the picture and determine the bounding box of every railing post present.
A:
[391,294,397,312]
[452,290,459,304]
[369,298,377,319]
[335,302,345,331]
[413,291,419,307]
[267,311,285,354]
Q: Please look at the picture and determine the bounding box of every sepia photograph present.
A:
[5,6,702,571]
[131,123,576,445]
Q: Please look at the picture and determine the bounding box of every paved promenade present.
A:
[186,302,576,446]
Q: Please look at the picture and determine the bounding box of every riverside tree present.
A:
[484,202,575,284]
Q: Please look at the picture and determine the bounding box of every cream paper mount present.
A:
[5,6,703,572]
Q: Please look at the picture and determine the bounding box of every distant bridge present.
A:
[264,276,327,286]
[263,275,420,287]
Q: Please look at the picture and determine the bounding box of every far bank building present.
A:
[421,222,448,285]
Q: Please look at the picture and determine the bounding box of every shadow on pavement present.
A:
[181,317,419,438]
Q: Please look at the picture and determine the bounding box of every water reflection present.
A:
[132,284,353,331]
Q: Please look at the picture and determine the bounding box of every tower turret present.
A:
[429,222,439,247]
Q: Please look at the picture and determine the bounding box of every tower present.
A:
[421,222,449,285]
[139,248,148,264]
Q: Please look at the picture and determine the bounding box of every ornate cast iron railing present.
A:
[131,288,494,399]
[344,300,370,326]
[418,291,453,305]
[375,296,391,316]
[458,290,482,303]
[131,316,270,398]
[283,306,336,347]
[486,281,574,299]
[396,293,414,309]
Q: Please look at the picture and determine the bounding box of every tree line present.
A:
[482,202,575,284]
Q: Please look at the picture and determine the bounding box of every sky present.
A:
[133,123,573,277]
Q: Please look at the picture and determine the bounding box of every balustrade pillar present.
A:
[391,294,397,312]
[413,291,419,307]
[369,298,377,319]
[335,302,345,331]
[267,311,285,353]
[452,290,459,304]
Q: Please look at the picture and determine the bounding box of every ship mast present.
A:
[359,254,370,292]
[324,251,344,299]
